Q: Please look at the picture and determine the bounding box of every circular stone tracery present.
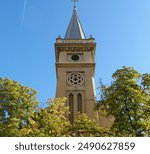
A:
[67,73,84,87]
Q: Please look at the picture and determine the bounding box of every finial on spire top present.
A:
[71,0,79,8]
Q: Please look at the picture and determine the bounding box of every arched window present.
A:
[69,93,74,123]
[77,93,82,113]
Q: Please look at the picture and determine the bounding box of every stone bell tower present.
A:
[55,4,96,122]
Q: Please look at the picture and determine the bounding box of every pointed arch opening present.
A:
[77,93,82,113]
[69,93,74,123]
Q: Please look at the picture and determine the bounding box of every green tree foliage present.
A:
[71,113,111,137]
[1,67,149,137]
[0,78,38,137]
[97,67,150,136]
[31,98,71,137]
[0,78,70,137]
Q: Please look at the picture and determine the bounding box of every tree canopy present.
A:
[0,66,149,137]
[31,97,70,137]
[97,66,150,136]
[0,77,38,136]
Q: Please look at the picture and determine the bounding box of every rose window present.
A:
[67,73,84,87]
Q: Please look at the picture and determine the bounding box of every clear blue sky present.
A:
[0,0,150,103]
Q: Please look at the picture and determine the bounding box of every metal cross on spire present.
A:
[71,0,79,8]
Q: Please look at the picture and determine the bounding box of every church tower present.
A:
[55,3,96,122]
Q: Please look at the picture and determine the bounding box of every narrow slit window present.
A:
[69,93,74,123]
[77,93,82,113]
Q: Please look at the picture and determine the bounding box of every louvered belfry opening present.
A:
[69,93,74,123]
[77,93,82,113]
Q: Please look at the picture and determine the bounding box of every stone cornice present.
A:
[56,62,96,67]
[55,43,96,52]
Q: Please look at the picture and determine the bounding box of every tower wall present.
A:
[55,39,96,120]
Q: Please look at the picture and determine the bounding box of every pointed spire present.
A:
[65,6,86,40]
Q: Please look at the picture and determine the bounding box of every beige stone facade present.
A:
[55,38,96,121]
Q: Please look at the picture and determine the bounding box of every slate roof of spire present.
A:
[65,7,86,39]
